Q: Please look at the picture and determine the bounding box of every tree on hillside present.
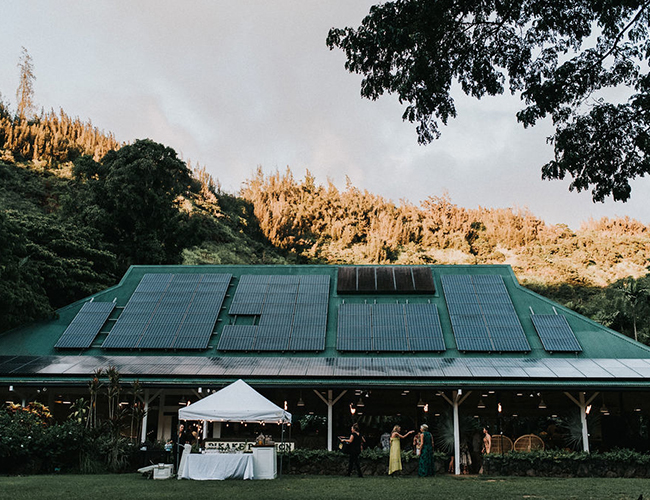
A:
[327,0,650,202]
[70,139,200,270]
[617,277,649,342]
[16,46,36,119]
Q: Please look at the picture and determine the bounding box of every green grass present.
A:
[1,474,650,500]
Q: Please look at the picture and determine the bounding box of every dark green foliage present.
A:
[0,162,117,332]
[328,0,650,201]
[0,404,86,474]
[526,274,650,344]
[484,448,650,477]
[69,139,200,270]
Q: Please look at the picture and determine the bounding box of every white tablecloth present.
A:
[178,452,254,480]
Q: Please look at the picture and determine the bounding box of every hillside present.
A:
[0,102,649,342]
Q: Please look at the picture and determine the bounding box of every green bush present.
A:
[280,448,450,475]
[483,449,650,477]
[0,404,140,475]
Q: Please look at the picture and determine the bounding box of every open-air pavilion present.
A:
[2,264,650,474]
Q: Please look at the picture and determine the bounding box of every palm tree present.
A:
[617,278,648,342]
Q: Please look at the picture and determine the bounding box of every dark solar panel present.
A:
[376,267,395,292]
[394,267,415,293]
[412,267,435,293]
[217,325,257,351]
[373,336,408,351]
[289,336,325,351]
[102,273,230,350]
[337,302,445,352]
[337,267,357,293]
[357,267,376,292]
[253,325,290,351]
[442,274,530,352]
[224,275,329,351]
[55,302,116,349]
[531,314,582,352]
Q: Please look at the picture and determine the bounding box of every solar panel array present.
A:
[55,301,116,349]
[102,273,231,350]
[531,314,582,353]
[219,275,330,351]
[337,303,446,352]
[337,266,435,294]
[442,275,531,352]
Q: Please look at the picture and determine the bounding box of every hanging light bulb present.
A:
[417,396,425,408]
[423,403,429,413]
[297,390,305,407]
[477,399,486,409]
[356,397,365,408]
[350,403,356,415]
[498,403,503,413]
[600,395,609,415]
[538,397,547,409]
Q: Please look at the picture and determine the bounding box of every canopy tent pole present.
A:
[440,389,471,475]
[314,389,347,451]
[564,391,599,453]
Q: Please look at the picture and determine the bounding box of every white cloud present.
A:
[0,0,648,228]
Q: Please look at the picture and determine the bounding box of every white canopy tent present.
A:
[179,379,291,423]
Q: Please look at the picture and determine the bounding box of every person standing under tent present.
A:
[176,423,190,469]
[388,425,414,475]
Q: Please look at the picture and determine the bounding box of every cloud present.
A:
[0,0,648,228]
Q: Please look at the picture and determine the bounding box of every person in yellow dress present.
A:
[388,425,415,475]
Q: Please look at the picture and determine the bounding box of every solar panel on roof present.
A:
[394,268,415,292]
[337,267,357,293]
[412,267,436,293]
[289,336,325,351]
[442,274,530,352]
[357,267,376,292]
[102,273,230,350]
[337,302,445,352]
[376,267,395,292]
[224,275,329,352]
[55,301,116,349]
[531,314,582,352]
[217,325,257,351]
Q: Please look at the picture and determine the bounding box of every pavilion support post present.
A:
[140,389,161,443]
[156,392,166,441]
[441,389,471,475]
[314,389,347,451]
[453,395,460,476]
[140,389,149,443]
[564,391,599,453]
[579,394,589,453]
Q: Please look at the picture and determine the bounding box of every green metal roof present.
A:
[1,264,649,388]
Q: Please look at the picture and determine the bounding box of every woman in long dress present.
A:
[417,424,435,477]
[388,425,414,475]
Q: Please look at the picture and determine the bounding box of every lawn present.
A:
[1,474,649,500]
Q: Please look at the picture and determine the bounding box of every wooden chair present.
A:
[514,434,545,452]
[490,434,513,454]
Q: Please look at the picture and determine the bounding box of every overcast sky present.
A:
[2,1,649,229]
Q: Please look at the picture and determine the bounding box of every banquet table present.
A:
[178,452,254,480]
